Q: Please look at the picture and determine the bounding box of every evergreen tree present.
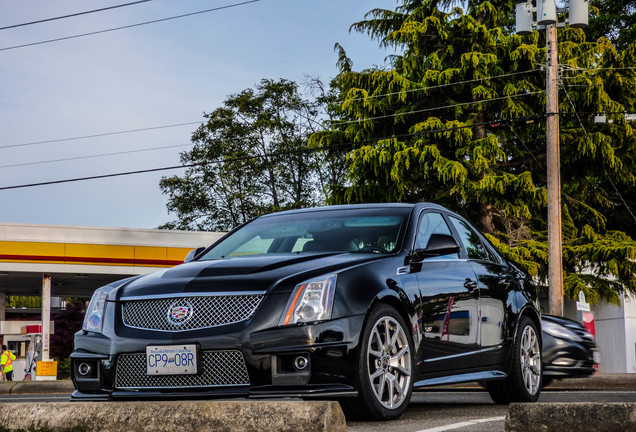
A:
[587,0,636,51]
[311,0,636,304]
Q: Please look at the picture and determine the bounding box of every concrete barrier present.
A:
[0,380,75,394]
[506,402,636,432]
[0,400,347,432]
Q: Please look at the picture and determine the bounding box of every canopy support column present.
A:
[41,274,51,362]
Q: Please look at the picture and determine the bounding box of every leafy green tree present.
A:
[587,0,636,51]
[311,0,636,304]
[7,296,41,308]
[305,76,353,202]
[160,79,338,231]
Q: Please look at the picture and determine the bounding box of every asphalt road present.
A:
[1,388,635,432]
[347,389,636,432]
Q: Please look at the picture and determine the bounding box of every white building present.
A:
[563,296,636,374]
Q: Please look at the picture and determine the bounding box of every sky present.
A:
[0,0,397,230]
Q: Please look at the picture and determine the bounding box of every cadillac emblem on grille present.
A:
[122,294,265,331]
[167,300,193,326]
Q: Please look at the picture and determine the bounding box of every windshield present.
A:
[199,207,411,260]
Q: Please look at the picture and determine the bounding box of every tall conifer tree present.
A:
[311,0,636,303]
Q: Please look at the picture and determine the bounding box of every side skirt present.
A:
[413,370,508,388]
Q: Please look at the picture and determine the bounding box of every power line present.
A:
[4,98,544,167]
[0,114,542,191]
[0,0,261,52]
[0,121,201,150]
[0,165,188,191]
[508,125,546,173]
[0,143,193,170]
[2,71,542,150]
[3,111,547,168]
[328,91,545,126]
[0,1,153,31]
[343,69,542,103]
[560,78,636,224]
[561,66,636,74]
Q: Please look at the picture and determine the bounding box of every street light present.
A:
[514,1,589,317]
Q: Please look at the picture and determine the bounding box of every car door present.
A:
[414,211,481,372]
[447,216,510,367]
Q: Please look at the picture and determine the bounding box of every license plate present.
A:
[146,344,198,375]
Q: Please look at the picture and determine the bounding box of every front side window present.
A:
[198,208,410,260]
[448,217,492,261]
[415,212,458,259]
[415,212,452,248]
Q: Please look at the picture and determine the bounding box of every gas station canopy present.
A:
[0,222,223,368]
[0,222,224,299]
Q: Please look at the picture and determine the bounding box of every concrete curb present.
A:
[544,373,636,389]
[422,373,636,391]
[505,402,636,432]
[0,400,347,432]
[0,380,75,394]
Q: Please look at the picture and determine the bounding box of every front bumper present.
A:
[71,314,364,400]
[542,336,599,378]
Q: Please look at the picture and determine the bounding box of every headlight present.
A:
[82,285,117,333]
[280,275,337,326]
[542,320,583,342]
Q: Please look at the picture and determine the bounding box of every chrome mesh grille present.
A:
[115,350,250,389]
[122,294,264,331]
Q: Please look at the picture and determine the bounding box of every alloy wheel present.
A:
[366,315,412,409]
[520,324,542,395]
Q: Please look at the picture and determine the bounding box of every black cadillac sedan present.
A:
[71,203,542,420]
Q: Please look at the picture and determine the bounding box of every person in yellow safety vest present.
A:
[1,345,16,381]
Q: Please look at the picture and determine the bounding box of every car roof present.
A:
[259,202,450,218]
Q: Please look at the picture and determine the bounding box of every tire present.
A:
[487,316,542,404]
[340,304,414,421]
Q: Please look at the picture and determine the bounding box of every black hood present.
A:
[542,314,586,331]
[113,252,384,299]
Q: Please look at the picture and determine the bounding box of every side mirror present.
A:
[411,234,461,261]
[184,247,206,263]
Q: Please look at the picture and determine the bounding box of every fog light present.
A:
[294,356,308,370]
[78,362,93,376]
[553,357,575,367]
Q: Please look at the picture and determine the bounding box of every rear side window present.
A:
[448,217,492,261]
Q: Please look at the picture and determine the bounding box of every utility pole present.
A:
[515,0,588,317]
[545,23,563,316]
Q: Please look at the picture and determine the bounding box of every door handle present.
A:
[464,279,478,291]
[499,277,512,287]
